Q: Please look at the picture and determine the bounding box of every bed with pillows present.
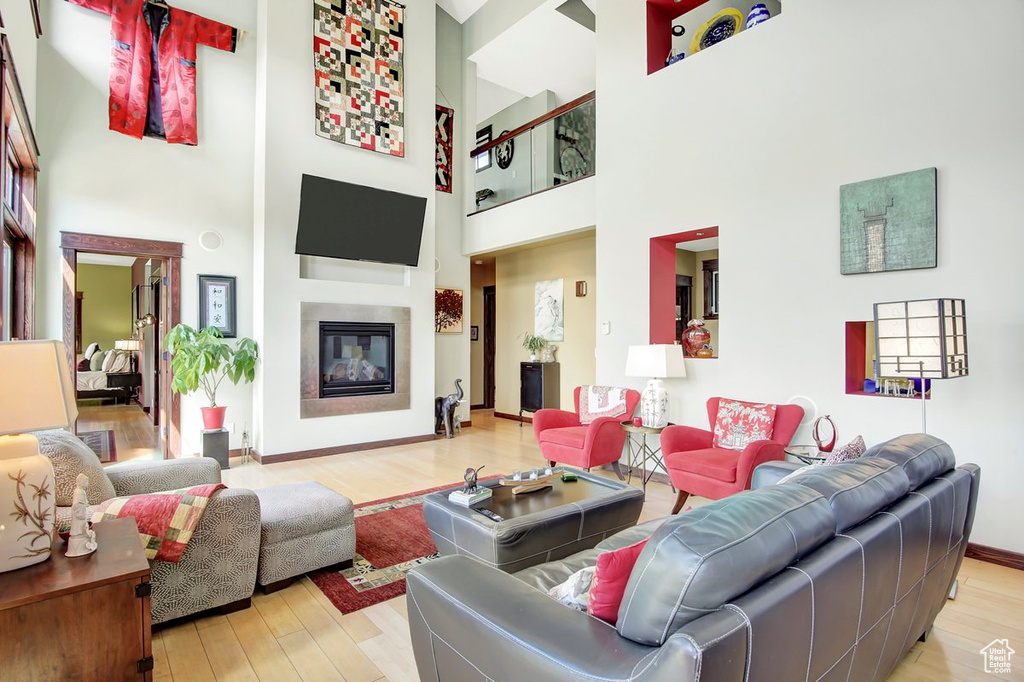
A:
[76,342,138,402]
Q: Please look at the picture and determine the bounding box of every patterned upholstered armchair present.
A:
[36,430,261,624]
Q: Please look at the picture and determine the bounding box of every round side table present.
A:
[784,445,829,465]
[620,421,674,492]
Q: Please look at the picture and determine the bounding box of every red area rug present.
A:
[309,478,496,614]
[79,429,117,463]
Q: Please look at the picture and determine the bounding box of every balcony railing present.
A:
[470,91,595,214]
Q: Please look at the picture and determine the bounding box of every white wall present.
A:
[464,174,596,255]
[253,0,436,456]
[595,0,1024,553]
[35,0,257,454]
[435,6,470,425]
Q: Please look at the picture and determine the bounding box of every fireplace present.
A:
[319,321,396,399]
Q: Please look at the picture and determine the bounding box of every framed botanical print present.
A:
[198,275,236,338]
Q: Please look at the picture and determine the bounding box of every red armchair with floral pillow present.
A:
[662,397,803,513]
[533,386,641,479]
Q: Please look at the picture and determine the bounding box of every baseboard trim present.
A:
[253,433,435,465]
[965,542,1024,571]
[495,411,531,424]
[461,420,472,428]
[470,404,486,410]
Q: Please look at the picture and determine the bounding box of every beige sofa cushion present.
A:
[35,429,117,506]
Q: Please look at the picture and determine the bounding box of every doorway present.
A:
[60,231,182,459]
[483,285,496,409]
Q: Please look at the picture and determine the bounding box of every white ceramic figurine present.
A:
[66,473,98,558]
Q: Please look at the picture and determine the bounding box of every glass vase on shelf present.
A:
[543,345,557,363]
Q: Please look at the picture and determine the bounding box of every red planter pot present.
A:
[201,406,227,430]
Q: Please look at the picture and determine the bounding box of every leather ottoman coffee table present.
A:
[423,469,644,573]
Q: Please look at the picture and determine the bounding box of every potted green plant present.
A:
[165,324,259,430]
[521,333,547,362]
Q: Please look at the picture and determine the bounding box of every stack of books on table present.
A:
[448,487,493,507]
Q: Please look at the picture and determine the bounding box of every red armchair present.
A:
[533,387,641,479]
[662,397,804,513]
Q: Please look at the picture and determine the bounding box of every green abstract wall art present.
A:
[839,167,937,275]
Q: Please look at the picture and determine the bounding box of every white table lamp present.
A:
[0,340,79,572]
[874,299,968,433]
[625,344,687,428]
[116,337,142,372]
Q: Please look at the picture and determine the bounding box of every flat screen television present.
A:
[295,174,427,267]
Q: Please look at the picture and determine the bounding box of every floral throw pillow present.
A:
[712,399,778,451]
[548,566,596,612]
[824,435,866,465]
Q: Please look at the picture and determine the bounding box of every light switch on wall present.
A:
[601,321,611,335]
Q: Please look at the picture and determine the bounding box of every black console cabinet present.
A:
[520,362,559,426]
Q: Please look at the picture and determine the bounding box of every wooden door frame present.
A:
[483,285,496,410]
[60,231,182,459]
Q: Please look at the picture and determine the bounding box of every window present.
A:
[0,36,39,341]
[1,234,12,341]
[4,146,19,219]
[475,125,492,172]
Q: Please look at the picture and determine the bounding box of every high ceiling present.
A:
[435,0,489,24]
[468,0,595,111]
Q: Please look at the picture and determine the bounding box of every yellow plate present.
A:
[690,8,744,54]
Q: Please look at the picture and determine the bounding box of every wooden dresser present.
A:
[0,517,152,680]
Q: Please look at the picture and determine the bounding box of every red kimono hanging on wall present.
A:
[65,0,237,146]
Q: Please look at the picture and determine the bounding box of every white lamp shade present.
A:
[625,344,687,379]
[0,340,78,436]
[874,299,968,379]
[115,338,142,352]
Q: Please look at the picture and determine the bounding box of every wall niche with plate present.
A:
[647,0,783,75]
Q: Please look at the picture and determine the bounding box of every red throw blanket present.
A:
[91,484,226,562]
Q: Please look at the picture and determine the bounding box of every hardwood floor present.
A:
[77,402,162,463]
[142,410,1018,681]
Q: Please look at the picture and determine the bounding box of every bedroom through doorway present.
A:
[61,232,183,461]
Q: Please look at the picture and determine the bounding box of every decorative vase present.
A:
[746,3,771,29]
[813,415,837,452]
[640,379,669,429]
[696,346,714,358]
[0,435,56,573]
[543,345,556,363]
[529,353,538,362]
[682,320,711,358]
[202,406,228,430]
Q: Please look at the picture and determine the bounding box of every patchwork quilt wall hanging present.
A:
[314,0,405,157]
[436,105,454,192]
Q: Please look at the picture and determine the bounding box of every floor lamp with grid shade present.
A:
[874,299,968,433]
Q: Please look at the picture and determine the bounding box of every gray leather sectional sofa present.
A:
[406,434,979,681]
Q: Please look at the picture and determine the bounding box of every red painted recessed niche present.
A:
[845,321,929,400]
[650,226,718,345]
[647,0,710,75]
[647,1,781,76]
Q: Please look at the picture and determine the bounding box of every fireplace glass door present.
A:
[320,322,396,398]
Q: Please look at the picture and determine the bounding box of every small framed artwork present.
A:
[435,287,464,334]
[199,275,237,338]
[471,326,479,341]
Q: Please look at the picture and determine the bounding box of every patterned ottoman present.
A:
[254,482,356,592]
